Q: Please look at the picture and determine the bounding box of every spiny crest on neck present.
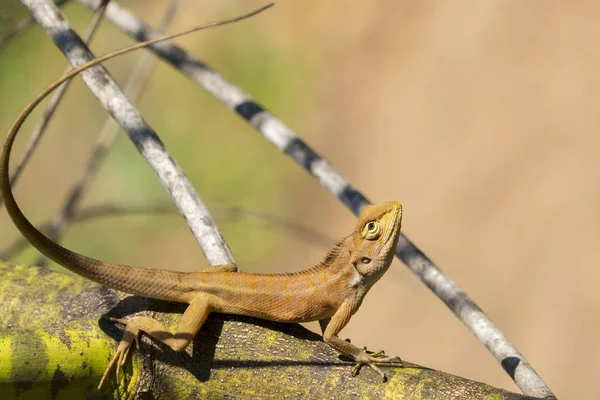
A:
[315,237,350,269]
[269,237,349,278]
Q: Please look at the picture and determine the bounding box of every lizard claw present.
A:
[352,360,387,381]
[97,319,139,390]
[351,349,403,382]
[98,336,136,390]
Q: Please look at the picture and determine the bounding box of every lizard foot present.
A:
[97,317,141,390]
[351,348,403,382]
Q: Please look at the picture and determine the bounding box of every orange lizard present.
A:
[0,10,403,390]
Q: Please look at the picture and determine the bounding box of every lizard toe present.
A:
[352,360,388,381]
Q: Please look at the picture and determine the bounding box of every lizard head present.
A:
[350,201,403,279]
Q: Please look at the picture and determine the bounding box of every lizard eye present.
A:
[361,257,371,264]
[362,221,381,240]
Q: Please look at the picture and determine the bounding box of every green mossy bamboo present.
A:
[0,262,536,399]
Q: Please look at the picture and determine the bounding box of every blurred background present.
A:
[1,1,598,398]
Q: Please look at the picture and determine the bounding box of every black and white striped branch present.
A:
[20,0,235,267]
[74,1,555,397]
[36,0,181,268]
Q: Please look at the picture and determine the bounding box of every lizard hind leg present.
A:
[98,293,214,390]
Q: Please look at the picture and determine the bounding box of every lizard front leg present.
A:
[323,302,402,382]
[99,293,214,389]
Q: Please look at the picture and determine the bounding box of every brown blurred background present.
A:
[1,1,598,398]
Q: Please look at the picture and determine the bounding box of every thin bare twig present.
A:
[73,1,555,397]
[1,202,334,260]
[36,0,182,267]
[0,0,108,211]
[0,0,70,48]
[1,203,173,258]
[215,206,335,246]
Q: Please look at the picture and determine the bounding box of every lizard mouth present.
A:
[383,201,403,244]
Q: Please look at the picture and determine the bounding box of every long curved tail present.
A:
[0,94,190,299]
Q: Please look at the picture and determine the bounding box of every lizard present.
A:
[0,7,404,390]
